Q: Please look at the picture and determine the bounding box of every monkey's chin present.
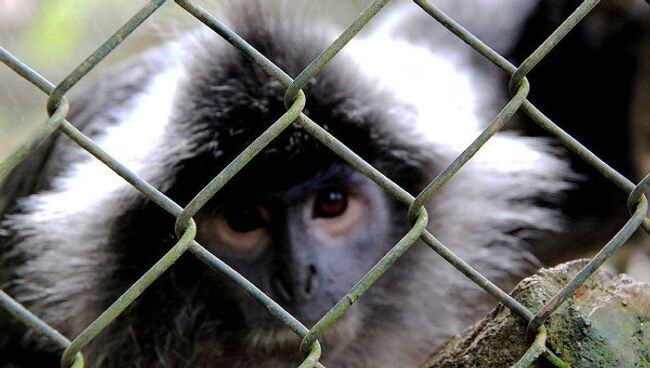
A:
[243,316,362,356]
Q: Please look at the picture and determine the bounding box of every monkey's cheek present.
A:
[196,220,269,257]
[221,231,269,255]
[205,238,269,259]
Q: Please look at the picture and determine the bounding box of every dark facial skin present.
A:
[195,164,398,350]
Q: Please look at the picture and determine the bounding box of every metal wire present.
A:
[1,0,648,367]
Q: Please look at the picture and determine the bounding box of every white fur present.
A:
[347,35,485,135]
[3,51,188,331]
[29,70,183,220]
[348,32,572,266]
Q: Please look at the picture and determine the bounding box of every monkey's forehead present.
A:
[197,164,374,207]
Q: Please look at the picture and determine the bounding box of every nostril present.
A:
[304,264,318,295]
[273,268,294,302]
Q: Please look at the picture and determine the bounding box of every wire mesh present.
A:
[1,0,649,367]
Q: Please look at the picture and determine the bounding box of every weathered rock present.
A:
[423,260,650,368]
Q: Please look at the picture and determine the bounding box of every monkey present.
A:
[6,1,641,367]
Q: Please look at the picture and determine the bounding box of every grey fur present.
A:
[1,2,572,367]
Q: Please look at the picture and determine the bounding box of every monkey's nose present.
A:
[272,267,294,302]
[272,264,320,303]
[303,264,318,296]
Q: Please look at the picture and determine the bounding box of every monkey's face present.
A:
[194,164,399,351]
[154,35,430,356]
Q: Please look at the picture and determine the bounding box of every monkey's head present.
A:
[162,27,435,351]
[87,17,438,358]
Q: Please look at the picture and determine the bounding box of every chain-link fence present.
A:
[1,0,649,367]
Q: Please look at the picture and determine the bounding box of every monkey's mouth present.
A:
[242,315,361,356]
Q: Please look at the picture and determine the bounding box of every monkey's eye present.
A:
[223,204,268,232]
[308,188,365,239]
[197,203,270,257]
[313,188,348,218]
